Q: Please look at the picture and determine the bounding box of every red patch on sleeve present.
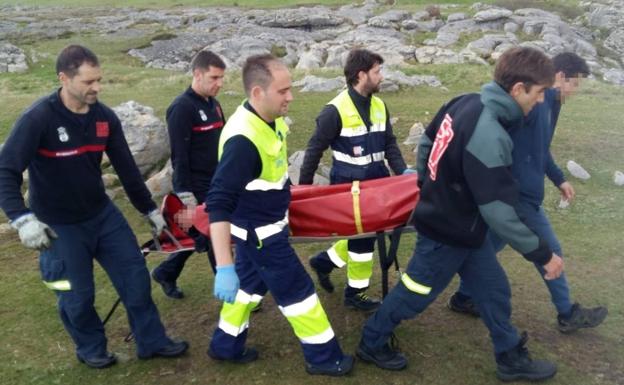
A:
[96,121,110,137]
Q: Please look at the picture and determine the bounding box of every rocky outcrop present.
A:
[110,101,169,177]
[2,1,624,87]
[0,42,27,73]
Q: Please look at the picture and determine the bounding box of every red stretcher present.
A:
[103,174,419,329]
[192,173,420,296]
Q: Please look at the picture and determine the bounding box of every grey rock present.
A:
[605,28,624,57]
[566,160,591,180]
[334,26,414,66]
[415,46,463,64]
[209,36,273,70]
[102,173,119,188]
[0,42,28,73]
[288,150,329,185]
[381,67,443,88]
[467,34,517,58]
[379,81,400,92]
[504,22,519,33]
[253,7,344,29]
[514,8,561,20]
[128,32,219,72]
[111,101,169,177]
[603,68,624,86]
[574,38,598,58]
[459,48,490,65]
[378,10,412,23]
[369,9,411,28]
[403,122,425,145]
[490,43,517,61]
[335,3,376,25]
[429,31,460,47]
[293,75,344,92]
[295,47,326,70]
[325,45,349,68]
[412,11,431,21]
[145,161,173,199]
[586,4,623,30]
[402,19,444,32]
[473,8,513,23]
[614,171,624,186]
[447,13,467,23]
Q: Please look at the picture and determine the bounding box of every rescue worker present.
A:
[358,47,563,382]
[205,54,353,376]
[299,49,413,312]
[0,45,188,369]
[151,50,226,299]
[448,52,608,332]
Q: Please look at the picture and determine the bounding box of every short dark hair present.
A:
[494,47,555,92]
[344,49,384,87]
[191,50,226,72]
[242,54,281,95]
[56,45,99,77]
[553,52,590,78]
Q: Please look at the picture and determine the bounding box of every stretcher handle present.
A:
[150,227,184,251]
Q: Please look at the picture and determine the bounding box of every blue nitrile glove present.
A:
[214,264,239,303]
[402,168,417,175]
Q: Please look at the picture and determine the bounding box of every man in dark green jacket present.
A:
[358,47,563,382]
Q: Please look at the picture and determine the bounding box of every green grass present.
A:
[1,2,624,385]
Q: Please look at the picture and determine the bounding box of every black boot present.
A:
[309,252,335,293]
[357,334,407,371]
[496,332,557,382]
[557,303,608,334]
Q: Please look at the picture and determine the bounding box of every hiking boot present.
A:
[306,354,354,376]
[496,332,557,382]
[138,340,189,359]
[447,292,480,317]
[207,347,259,364]
[345,292,381,312]
[76,352,117,369]
[309,253,334,293]
[151,269,184,299]
[356,335,407,371]
[557,303,608,334]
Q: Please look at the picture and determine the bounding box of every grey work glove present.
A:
[146,209,167,235]
[176,191,198,207]
[11,213,58,250]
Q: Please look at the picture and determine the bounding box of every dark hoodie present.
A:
[414,81,552,265]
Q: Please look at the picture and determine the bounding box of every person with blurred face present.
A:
[358,47,564,382]
[300,49,411,312]
[0,45,188,369]
[205,54,353,376]
[151,50,227,299]
[448,52,608,333]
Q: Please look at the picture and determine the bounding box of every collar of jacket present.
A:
[48,88,97,120]
[480,81,523,128]
[347,85,372,108]
[186,86,216,107]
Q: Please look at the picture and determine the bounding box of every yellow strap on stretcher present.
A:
[351,181,364,234]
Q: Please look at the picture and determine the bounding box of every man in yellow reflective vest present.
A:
[205,54,353,376]
[299,49,413,311]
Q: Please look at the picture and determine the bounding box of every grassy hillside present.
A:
[1,2,623,385]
